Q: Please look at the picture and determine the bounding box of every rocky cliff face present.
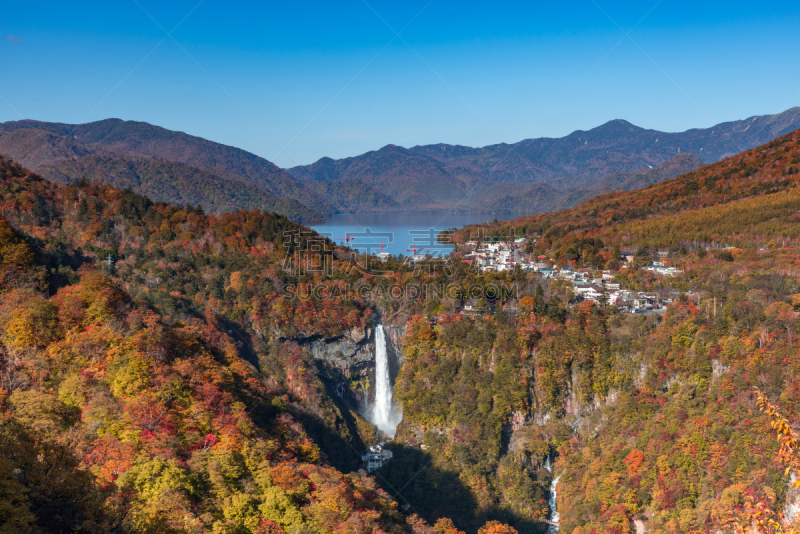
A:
[383,324,406,384]
[307,325,374,369]
[305,321,407,411]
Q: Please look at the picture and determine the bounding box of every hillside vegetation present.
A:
[456,129,800,252]
[2,109,799,220]
[2,127,800,534]
[0,126,324,223]
[45,154,322,221]
[471,153,705,215]
[0,157,403,532]
[0,154,538,533]
[289,108,800,212]
[390,130,800,533]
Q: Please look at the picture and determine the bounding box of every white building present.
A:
[643,264,682,277]
[362,448,393,472]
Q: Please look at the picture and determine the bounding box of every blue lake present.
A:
[312,213,498,257]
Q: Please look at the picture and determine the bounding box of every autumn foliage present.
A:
[2,124,800,534]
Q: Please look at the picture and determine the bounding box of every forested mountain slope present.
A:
[3,110,798,219]
[0,157,404,532]
[410,108,800,183]
[289,108,800,212]
[0,154,541,533]
[0,120,399,218]
[0,126,324,222]
[0,119,313,202]
[456,128,800,250]
[581,152,705,192]
[2,126,800,534]
[471,153,705,215]
[392,131,800,533]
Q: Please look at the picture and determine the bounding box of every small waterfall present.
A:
[371,325,402,437]
[785,474,800,524]
[546,472,562,534]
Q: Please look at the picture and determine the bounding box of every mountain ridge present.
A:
[454,126,800,251]
[289,107,800,211]
[471,152,706,215]
[0,126,325,222]
[2,108,799,219]
[2,123,800,534]
[0,118,407,218]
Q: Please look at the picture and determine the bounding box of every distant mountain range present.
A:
[1,108,798,221]
[469,152,706,214]
[454,124,800,252]
[0,121,327,223]
[289,108,800,213]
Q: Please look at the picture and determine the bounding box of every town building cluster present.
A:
[554,268,671,312]
[461,238,532,271]
[459,238,680,314]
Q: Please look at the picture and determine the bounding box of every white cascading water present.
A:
[544,454,553,473]
[785,474,800,524]
[546,473,562,534]
[372,325,403,437]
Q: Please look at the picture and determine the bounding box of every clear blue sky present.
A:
[2,1,799,167]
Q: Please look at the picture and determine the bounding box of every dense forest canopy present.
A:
[0,154,526,533]
[1,130,800,534]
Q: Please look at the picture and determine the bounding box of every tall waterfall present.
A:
[372,325,402,437]
[546,473,562,534]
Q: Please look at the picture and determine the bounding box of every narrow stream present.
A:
[544,452,561,534]
[546,473,562,533]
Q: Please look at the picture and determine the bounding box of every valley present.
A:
[1,126,800,533]
[5,4,800,533]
